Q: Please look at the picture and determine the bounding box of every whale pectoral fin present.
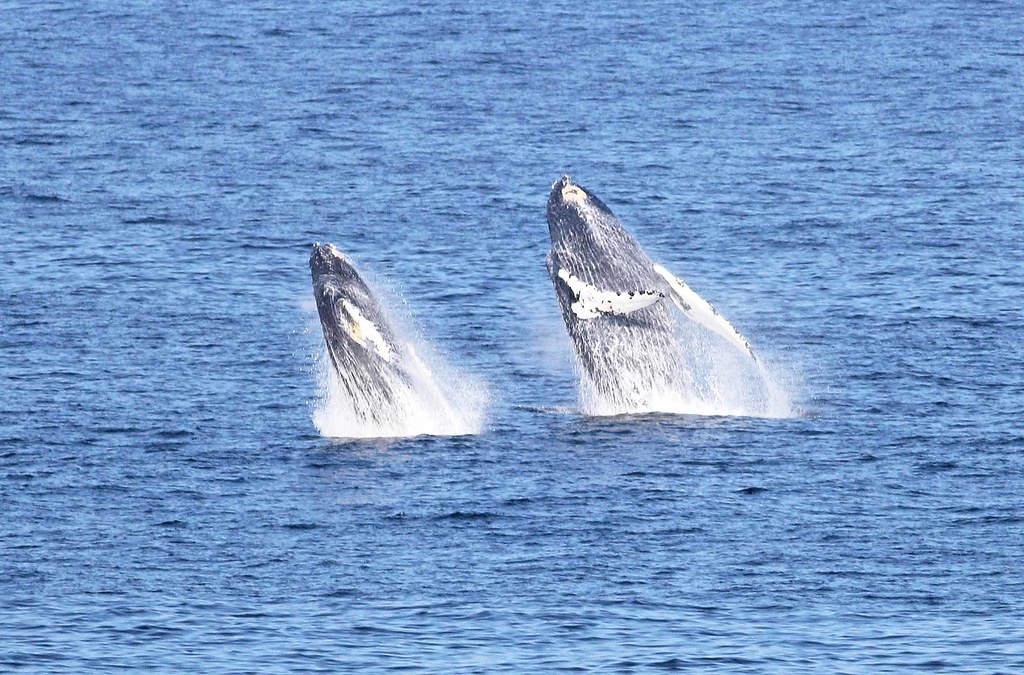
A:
[341,299,394,363]
[652,264,756,360]
[556,268,663,320]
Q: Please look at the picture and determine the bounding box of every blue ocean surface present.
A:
[3,0,1023,671]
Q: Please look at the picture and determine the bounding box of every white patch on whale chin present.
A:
[341,298,393,362]
[561,183,588,206]
[556,268,663,319]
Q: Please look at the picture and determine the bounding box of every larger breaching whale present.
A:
[546,176,756,413]
[310,242,417,427]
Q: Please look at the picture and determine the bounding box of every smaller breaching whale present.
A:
[546,176,756,412]
[310,243,416,426]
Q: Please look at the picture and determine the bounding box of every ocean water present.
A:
[3,0,1023,670]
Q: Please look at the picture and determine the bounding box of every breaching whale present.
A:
[310,242,487,437]
[546,176,755,412]
[310,242,415,426]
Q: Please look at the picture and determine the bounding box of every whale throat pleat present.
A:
[556,268,664,319]
[652,264,756,360]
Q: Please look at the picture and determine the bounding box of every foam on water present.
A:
[579,319,798,419]
[307,296,489,440]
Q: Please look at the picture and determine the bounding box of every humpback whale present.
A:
[546,176,755,412]
[310,242,488,437]
[310,243,415,426]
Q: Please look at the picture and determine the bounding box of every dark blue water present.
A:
[3,1,1024,670]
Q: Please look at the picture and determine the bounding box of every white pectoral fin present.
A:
[652,264,756,360]
[557,268,663,319]
[341,299,394,363]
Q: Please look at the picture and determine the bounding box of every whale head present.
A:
[546,175,618,244]
[310,243,397,368]
[310,242,359,285]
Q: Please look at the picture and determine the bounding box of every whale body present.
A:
[545,176,755,412]
[310,243,414,425]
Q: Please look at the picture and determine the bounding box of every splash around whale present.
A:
[309,243,487,438]
[545,176,794,418]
